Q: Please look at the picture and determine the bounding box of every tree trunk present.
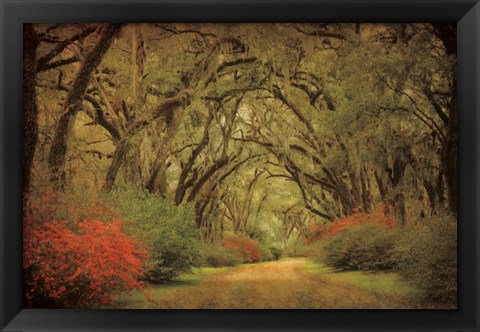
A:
[122,25,147,189]
[23,24,39,194]
[102,139,128,192]
[443,89,457,214]
[374,169,387,203]
[359,166,373,212]
[122,139,145,188]
[48,24,122,189]
[394,193,407,227]
[131,25,145,107]
[148,103,185,196]
[187,157,229,202]
[102,91,192,193]
[147,153,169,196]
[337,139,361,211]
[391,155,407,226]
[175,113,213,205]
[423,179,437,216]
[432,23,457,215]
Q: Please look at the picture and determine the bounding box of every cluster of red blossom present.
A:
[223,236,263,263]
[304,204,396,244]
[23,192,148,308]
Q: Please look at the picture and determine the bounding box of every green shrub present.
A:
[322,223,398,271]
[200,244,242,267]
[260,244,274,261]
[110,189,201,283]
[300,240,324,259]
[394,215,457,306]
[269,245,284,260]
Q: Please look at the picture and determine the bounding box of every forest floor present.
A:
[113,258,420,309]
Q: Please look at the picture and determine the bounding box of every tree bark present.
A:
[147,153,169,196]
[102,90,192,192]
[391,155,407,226]
[48,24,122,189]
[432,23,457,214]
[359,165,373,212]
[122,25,148,189]
[102,140,128,192]
[23,24,39,194]
[443,89,457,214]
[394,193,407,227]
[337,139,361,211]
[186,157,229,202]
[175,113,213,204]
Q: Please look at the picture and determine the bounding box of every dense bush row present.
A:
[394,216,457,305]
[304,205,396,244]
[24,189,284,307]
[305,211,457,307]
[322,223,398,271]
[200,245,243,267]
[200,236,283,267]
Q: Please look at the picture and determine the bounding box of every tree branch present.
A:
[36,25,97,72]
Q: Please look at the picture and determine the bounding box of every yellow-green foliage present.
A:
[259,244,274,262]
[321,223,398,271]
[110,189,201,282]
[268,244,284,260]
[199,244,243,267]
[394,215,457,306]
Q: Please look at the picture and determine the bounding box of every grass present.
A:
[112,266,232,309]
[112,258,421,309]
[301,260,420,298]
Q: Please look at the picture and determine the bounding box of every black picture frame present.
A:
[1,0,479,331]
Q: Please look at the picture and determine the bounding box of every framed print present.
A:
[1,0,479,331]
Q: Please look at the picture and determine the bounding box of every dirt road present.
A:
[121,258,415,309]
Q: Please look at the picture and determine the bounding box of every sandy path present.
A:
[143,258,414,309]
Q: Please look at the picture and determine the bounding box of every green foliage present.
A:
[394,215,457,306]
[268,244,284,260]
[321,223,398,271]
[110,189,201,282]
[283,239,308,258]
[314,214,457,306]
[259,244,274,262]
[199,244,243,267]
[299,240,324,258]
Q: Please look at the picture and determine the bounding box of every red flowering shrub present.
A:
[23,192,148,308]
[369,204,397,228]
[304,204,396,244]
[223,236,263,263]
